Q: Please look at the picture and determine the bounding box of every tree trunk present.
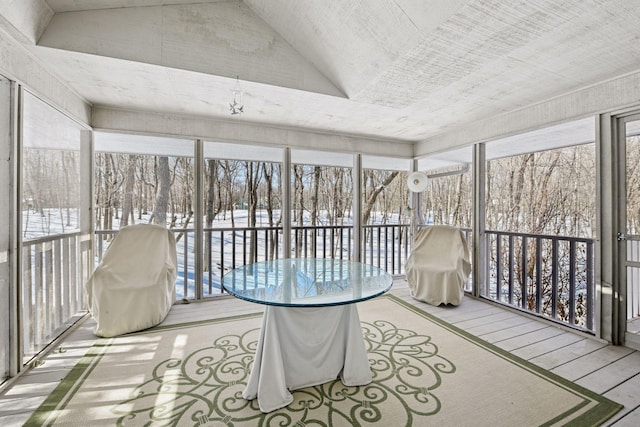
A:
[362,171,398,225]
[294,165,305,257]
[204,159,218,272]
[247,162,259,263]
[310,166,321,257]
[263,163,277,259]
[120,154,137,227]
[153,156,170,226]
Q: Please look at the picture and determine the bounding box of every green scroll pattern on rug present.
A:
[112,319,455,426]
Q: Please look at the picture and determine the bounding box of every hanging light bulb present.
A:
[229,76,244,115]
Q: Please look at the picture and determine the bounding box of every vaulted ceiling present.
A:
[3,0,640,144]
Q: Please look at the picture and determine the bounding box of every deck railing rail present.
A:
[88,226,596,332]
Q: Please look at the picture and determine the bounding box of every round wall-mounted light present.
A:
[407,171,429,193]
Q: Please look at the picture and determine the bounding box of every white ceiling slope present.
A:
[6,0,640,143]
[39,1,345,97]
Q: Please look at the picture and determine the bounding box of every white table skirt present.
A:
[243,304,372,413]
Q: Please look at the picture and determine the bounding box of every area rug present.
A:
[26,295,621,426]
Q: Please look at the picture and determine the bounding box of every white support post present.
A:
[473,143,486,298]
[353,154,362,262]
[194,139,204,299]
[79,129,93,307]
[282,148,291,259]
[0,77,17,378]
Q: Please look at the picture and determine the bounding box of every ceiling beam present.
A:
[92,106,414,158]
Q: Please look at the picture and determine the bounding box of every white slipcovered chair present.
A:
[405,225,471,306]
[85,223,177,337]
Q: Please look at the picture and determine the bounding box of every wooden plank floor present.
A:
[1,279,639,426]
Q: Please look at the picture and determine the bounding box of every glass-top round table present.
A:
[221,257,393,307]
[221,258,393,413]
[222,258,393,412]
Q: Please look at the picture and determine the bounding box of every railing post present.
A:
[62,237,71,320]
[535,237,542,313]
[183,232,189,298]
[54,239,62,328]
[496,234,502,301]
[404,224,409,275]
[34,243,43,355]
[44,242,53,344]
[322,228,326,258]
[551,238,559,320]
[21,246,32,362]
[521,236,528,309]
[207,231,213,294]
[508,234,514,304]
[303,229,308,258]
[243,231,248,265]
[587,241,594,330]
[69,236,78,315]
[569,240,577,325]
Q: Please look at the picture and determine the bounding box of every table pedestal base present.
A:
[243,304,371,413]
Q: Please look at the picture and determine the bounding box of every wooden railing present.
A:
[362,224,410,276]
[23,225,594,368]
[21,231,89,363]
[626,238,640,320]
[96,224,410,299]
[484,230,594,331]
[94,225,595,332]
